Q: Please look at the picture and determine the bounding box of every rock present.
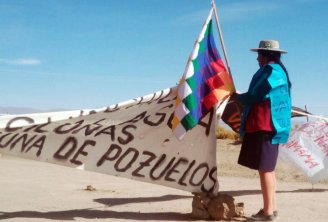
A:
[191,192,244,221]
[208,194,236,220]
[191,193,211,219]
[235,202,245,217]
[191,206,211,219]
[85,185,96,191]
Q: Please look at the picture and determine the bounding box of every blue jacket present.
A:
[238,63,291,144]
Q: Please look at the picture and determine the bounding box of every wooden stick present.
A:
[305,105,309,122]
[211,0,232,77]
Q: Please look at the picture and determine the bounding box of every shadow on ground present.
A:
[94,194,191,207]
[222,188,328,196]
[0,209,192,221]
[0,194,193,221]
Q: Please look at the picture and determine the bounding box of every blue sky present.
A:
[0,0,327,117]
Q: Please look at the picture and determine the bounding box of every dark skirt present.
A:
[238,131,279,172]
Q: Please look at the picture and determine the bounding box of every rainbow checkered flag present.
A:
[172,9,235,140]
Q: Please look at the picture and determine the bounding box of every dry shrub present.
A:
[216,127,240,141]
[293,124,300,130]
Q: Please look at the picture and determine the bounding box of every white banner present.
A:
[279,120,328,182]
[0,87,218,193]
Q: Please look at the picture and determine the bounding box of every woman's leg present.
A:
[272,171,277,212]
[259,170,275,215]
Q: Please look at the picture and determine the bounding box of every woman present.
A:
[235,40,292,221]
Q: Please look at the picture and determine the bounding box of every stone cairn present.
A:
[191,192,245,221]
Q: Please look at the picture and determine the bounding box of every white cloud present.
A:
[173,1,282,26]
[293,0,321,3]
[217,0,322,22]
[0,58,42,65]
[218,1,280,22]
[172,9,210,26]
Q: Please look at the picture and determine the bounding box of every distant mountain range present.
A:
[0,106,42,114]
[0,106,67,115]
[0,106,308,130]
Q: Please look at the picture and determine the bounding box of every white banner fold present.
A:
[0,87,220,193]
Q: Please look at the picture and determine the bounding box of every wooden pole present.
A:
[305,105,309,122]
[304,105,314,190]
[211,0,232,77]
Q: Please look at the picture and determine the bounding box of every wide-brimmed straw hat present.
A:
[250,40,287,54]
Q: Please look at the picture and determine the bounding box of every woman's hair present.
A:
[259,50,292,88]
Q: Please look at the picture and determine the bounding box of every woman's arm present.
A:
[237,65,273,106]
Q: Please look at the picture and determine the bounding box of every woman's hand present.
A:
[229,92,238,101]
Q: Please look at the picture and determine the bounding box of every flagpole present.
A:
[211,0,232,77]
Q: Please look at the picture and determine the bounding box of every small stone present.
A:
[85,185,96,191]
[235,202,245,217]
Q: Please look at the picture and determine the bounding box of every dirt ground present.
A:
[216,139,328,184]
[0,139,327,222]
